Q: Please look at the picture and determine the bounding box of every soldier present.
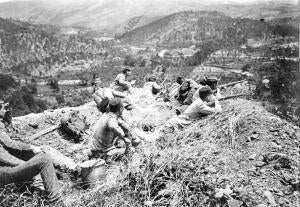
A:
[110,67,136,94]
[143,75,161,96]
[0,131,64,205]
[193,76,221,101]
[0,100,12,126]
[175,78,200,105]
[88,98,141,164]
[93,78,133,112]
[160,86,222,134]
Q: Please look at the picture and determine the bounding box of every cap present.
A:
[198,86,213,94]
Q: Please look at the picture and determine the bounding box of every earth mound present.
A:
[0,90,299,207]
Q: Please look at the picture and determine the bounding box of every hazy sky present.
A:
[0,0,298,4]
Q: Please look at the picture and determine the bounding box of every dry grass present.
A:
[1,88,299,207]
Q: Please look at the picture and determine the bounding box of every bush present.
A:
[254,58,299,120]
[241,63,251,72]
[0,74,18,91]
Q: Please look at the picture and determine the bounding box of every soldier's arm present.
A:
[107,118,130,144]
[93,89,102,97]
[112,90,126,98]
[198,103,217,115]
[118,118,133,137]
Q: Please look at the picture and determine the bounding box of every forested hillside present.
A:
[118,11,298,47]
[0,17,107,76]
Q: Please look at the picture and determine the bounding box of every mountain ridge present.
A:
[0,0,298,35]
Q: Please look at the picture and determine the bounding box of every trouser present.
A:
[0,153,61,203]
[89,146,133,164]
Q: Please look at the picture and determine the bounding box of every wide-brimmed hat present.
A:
[148,75,156,81]
[122,66,131,73]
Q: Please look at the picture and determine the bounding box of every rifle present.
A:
[207,93,247,107]
[219,80,247,89]
[161,77,168,87]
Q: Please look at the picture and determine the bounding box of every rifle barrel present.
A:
[219,93,247,101]
[207,93,247,106]
[220,80,247,88]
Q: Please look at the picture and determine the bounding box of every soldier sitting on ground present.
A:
[110,67,136,94]
[0,131,65,205]
[88,98,142,164]
[93,78,134,113]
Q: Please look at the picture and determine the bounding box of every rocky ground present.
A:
[0,87,299,207]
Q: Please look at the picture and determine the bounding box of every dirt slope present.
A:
[0,88,299,207]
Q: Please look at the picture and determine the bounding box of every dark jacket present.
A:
[0,131,34,167]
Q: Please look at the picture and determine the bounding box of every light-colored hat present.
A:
[206,76,219,83]
[148,75,156,81]
[122,66,131,73]
[95,78,101,84]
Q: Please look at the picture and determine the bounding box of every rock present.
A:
[144,200,154,207]
[207,166,217,174]
[215,191,224,199]
[251,133,259,140]
[227,199,243,207]
[278,157,291,169]
[269,128,279,132]
[278,198,288,205]
[215,185,233,199]
[249,153,257,160]
[263,190,277,206]
[273,163,281,170]
[256,204,267,207]
[255,161,266,167]
[28,122,39,129]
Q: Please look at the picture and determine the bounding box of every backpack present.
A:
[60,111,89,143]
[98,97,110,113]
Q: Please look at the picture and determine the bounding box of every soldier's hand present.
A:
[30,145,43,154]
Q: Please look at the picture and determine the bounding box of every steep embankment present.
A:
[0,88,299,207]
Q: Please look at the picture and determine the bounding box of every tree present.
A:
[124,55,136,67]
[48,78,59,91]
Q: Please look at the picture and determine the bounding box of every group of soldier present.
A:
[0,66,223,205]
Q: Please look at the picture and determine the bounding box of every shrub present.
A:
[254,58,299,120]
